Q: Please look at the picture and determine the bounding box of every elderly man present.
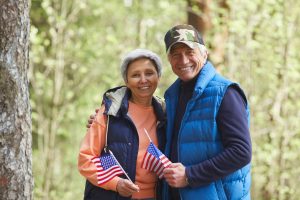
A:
[162,24,252,200]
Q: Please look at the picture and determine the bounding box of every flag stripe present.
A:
[156,165,164,177]
[91,153,124,185]
[149,156,157,171]
[96,166,121,176]
[141,142,172,179]
[142,153,151,169]
[97,171,124,184]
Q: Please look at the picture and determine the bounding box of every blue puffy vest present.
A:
[162,62,251,200]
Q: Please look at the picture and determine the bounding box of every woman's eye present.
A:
[146,72,154,76]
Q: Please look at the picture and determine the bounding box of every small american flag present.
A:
[92,152,124,185]
[141,142,172,178]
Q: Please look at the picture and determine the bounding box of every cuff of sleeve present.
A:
[101,176,121,192]
[185,166,193,187]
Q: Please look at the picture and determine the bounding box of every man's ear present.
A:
[167,53,172,62]
[203,50,208,61]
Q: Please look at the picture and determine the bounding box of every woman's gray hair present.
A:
[120,49,162,82]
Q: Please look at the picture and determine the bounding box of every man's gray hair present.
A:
[167,43,208,63]
[197,44,207,55]
[197,43,208,63]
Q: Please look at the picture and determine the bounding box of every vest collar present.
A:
[103,86,128,117]
[194,61,216,94]
[103,86,165,122]
[165,61,216,98]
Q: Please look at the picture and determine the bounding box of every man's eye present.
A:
[187,50,195,55]
[172,53,179,58]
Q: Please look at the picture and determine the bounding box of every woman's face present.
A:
[126,58,159,105]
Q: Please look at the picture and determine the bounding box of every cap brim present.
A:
[167,41,196,54]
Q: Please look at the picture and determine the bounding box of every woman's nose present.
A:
[139,74,147,83]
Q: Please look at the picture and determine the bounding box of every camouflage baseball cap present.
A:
[164,24,204,53]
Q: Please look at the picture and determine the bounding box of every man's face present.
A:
[168,43,206,82]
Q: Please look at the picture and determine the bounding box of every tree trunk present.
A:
[187,0,229,68]
[187,0,213,34]
[0,0,32,199]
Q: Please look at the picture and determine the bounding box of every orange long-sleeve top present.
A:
[78,101,159,199]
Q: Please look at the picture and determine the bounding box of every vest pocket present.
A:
[215,180,227,200]
[84,180,118,200]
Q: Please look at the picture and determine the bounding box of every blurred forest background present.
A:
[28,0,300,199]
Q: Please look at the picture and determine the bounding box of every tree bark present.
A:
[187,0,213,34]
[187,0,230,68]
[0,0,32,199]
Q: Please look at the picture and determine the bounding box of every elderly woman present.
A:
[78,49,165,200]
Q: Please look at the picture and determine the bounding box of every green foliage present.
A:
[223,0,300,199]
[30,0,184,199]
[30,0,300,199]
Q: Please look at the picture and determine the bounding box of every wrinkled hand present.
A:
[163,163,188,188]
[86,109,99,128]
[116,179,140,197]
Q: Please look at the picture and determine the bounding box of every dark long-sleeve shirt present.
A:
[169,80,252,199]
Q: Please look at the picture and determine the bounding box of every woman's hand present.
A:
[116,179,140,197]
[86,109,99,128]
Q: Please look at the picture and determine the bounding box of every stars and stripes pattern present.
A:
[141,142,172,178]
[92,152,124,185]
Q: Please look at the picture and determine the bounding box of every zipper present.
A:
[176,95,196,200]
[124,113,139,183]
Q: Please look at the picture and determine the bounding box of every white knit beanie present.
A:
[120,49,162,82]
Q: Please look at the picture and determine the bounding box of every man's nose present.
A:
[179,54,189,65]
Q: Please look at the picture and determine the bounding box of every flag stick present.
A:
[144,128,152,142]
[109,150,133,183]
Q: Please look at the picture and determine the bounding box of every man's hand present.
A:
[163,163,188,188]
[116,179,140,197]
[86,109,99,128]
